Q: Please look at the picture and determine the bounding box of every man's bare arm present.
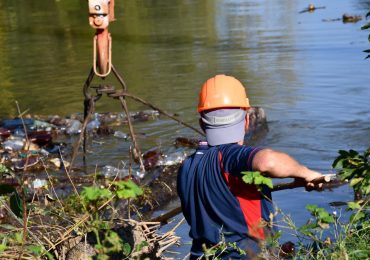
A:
[252,149,323,186]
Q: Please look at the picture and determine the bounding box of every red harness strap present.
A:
[218,151,265,240]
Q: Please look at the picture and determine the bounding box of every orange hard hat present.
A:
[198,74,250,112]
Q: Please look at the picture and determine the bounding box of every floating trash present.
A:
[13,156,40,170]
[113,131,128,139]
[143,149,163,170]
[0,118,33,130]
[66,119,82,135]
[32,178,48,189]
[158,151,187,166]
[32,120,57,129]
[50,158,70,169]
[2,138,24,151]
[0,128,11,140]
[102,165,129,178]
[29,131,52,147]
[87,113,101,132]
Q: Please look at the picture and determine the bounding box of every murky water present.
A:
[1,0,370,257]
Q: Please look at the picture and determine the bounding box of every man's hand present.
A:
[297,170,324,191]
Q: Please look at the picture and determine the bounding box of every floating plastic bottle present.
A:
[102,165,129,178]
[13,128,26,137]
[113,131,128,139]
[158,151,187,166]
[2,138,24,151]
[87,113,101,132]
[66,120,82,135]
[1,118,34,130]
[32,120,56,129]
[32,179,47,189]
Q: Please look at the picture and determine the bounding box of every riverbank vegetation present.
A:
[1,148,368,259]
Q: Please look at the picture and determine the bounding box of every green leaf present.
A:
[14,232,23,244]
[339,168,355,180]
[318,212,334,223]
[365,55,370,59]
[116,189,136,199]
[135,241,149,252]
[81,186,112,202]
[113,180,143,199]
[305,204,318,213]
[123,243,131,256]
[241,172,254,184]
[366,11,370,19]
[263,178,273,189]
[338,150,349,157]
[350,211,365,222]
[0,164,10,174]
[0,244,6,253]
[350,177,363,187]
[241,171,273,188]
[363,49,370,53]
[347,201,361,210]
[361,23,370,30]
[9,192,23,218]
[28,245,42,255]
[366,185,370,195]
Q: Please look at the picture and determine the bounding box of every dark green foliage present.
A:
[362,12,370,59]
[0,184,23,218]
[332,148,370,195]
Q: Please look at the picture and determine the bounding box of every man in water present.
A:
[177,74,323,259]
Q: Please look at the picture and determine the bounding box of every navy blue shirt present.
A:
[177,143,274,259]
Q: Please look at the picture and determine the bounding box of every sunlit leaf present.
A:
[350,177,363,187]
[28,245,42,255]
[347,201,361,210]
[81,186,112,202]
[113,180,143,199]
[305,204,318,213]
[361,23,370,30]
[0,244,6,253]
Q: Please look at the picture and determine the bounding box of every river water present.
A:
[1,0,370,258]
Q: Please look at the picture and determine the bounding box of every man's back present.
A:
[177,142,274,259]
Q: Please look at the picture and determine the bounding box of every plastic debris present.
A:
[0,118,33,130]
[29,131,52,146]
[102,165,129,178]
[0,128,11,139]
[13,156,39,170]
[32,179,48,189]
[87,113,101,131]
[158,151,187,166]
[13,128,26,137]
[113,131,128,139]
[50,158,70,169]
[32,120,57,129]
[2,138,24,151]
[24,140,40,151]
[66,119,82,135]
